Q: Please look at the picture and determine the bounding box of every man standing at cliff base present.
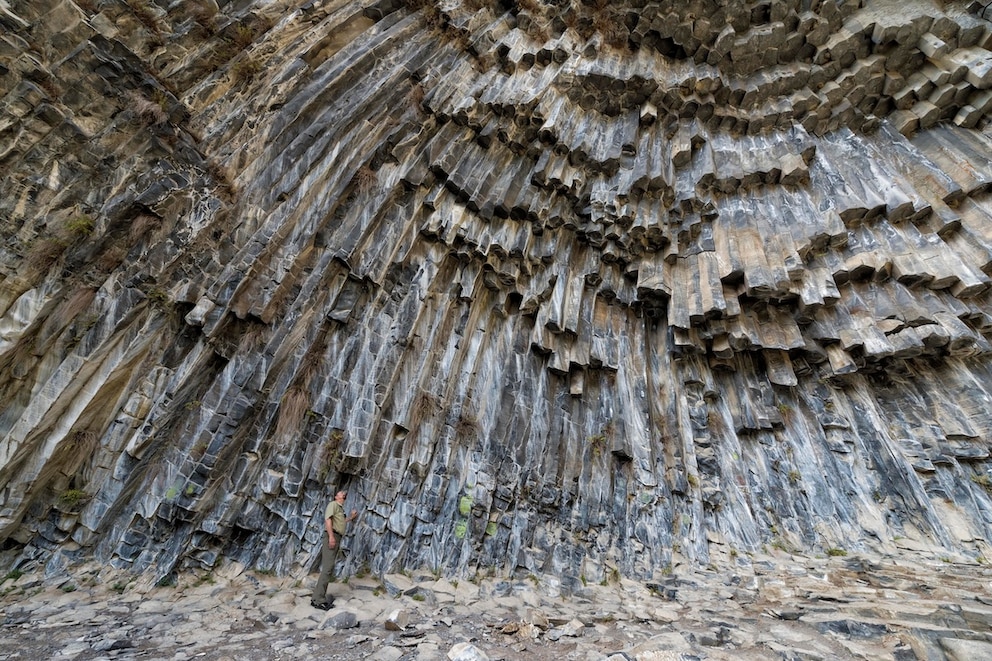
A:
[311,489,357,610]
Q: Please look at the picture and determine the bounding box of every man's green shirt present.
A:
[326,500,346,535]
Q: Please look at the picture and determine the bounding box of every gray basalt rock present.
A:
[4,0,992,596]
[323,610,360,630]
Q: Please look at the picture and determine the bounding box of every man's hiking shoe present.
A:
[311,599,333,610]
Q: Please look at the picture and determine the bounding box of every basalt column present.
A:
[4,0,992,585]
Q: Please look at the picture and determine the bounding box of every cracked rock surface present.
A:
[6,0,992,606]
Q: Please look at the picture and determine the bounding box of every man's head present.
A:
[334,490,347,503]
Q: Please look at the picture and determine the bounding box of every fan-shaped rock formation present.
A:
[4,0,992,587]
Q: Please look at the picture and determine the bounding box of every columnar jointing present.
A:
[3,0,992,584]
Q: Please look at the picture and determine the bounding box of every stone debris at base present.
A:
[2,550,992,661]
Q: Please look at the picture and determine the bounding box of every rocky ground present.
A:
[3,548,992,661]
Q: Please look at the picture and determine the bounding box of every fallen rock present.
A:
[322,611,360,629]
[447,641,490,661]
[384,608,410,631]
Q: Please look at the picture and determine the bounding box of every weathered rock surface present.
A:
[4,0,992,608]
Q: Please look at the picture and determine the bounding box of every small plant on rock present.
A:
[66,215,95,237]
[971,474,992,494]
[58,489,90,509]
[234,24,257,48]
[192,573,216,587]
[2,569,23,584]
[156,574,177,588]
[146,288,169,306]
[588,433,606,456]
[231,55,263,82]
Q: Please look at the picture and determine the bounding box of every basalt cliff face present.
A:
[4,0,992,587]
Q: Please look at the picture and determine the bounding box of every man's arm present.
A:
[325,515,336,548]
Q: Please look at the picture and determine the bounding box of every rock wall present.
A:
[4,0,992,586]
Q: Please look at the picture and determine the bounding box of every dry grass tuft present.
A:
[407,82,426,110]
[26,238,67,279]
[53,287,97,330]
[241,321,269,350]
[352,165,378,193]
[126,0,162,33]
[70,430,100,457]
[231,16,274,48]
[127,89,169,125]
[233,24,257,48]
[129,213,160,243]
[317,429,345,480]
[275,387,310,439]
[443,25,470,49]
[205,159,232,189]
[421,3,443,29]
[593,9,628,49]
[95,243,128,272]
[30,71,62,100]
[187,1,217,22]
[231,54,263,82]
[298,360,321,390]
